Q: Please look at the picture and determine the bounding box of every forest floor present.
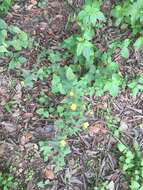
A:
[0,0,143,190]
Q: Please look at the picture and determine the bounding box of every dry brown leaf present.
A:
[20,132,33,145]
[89,124,107,136]
[43,168,55,180]
[89,125,100,135]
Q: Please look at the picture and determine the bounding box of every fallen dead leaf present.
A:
[89,125,100,135]
[20,132,33,145]
[43,168,55,180]
[89,123,107,136]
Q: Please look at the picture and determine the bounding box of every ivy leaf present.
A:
[66,67,75,80]
[134,37,143,50]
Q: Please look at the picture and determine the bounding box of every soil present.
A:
[0,0,143,190]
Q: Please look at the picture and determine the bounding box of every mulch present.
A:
[0,0,143,190]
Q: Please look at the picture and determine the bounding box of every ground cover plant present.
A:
[0,0,143,189]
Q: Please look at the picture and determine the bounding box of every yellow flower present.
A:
[83,122,89,129]
[70,103,77,111]
[69,91,74,97]
[59,140,66,147]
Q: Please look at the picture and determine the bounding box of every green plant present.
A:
[37,179,51,189]
[94,181,116,190]
[4,101,15,113]
[118,142,143,190]
[128,74,143,96]
[111,0,143,35]
[25,169,34,182]
[102,109,143,190]
[36,0,126,175]
[63,1,106,66]
[0,0,13,15]
[39,139,71,172]
[0,19,31,69]
[37,0,48,8]
[36,107,49,118]
[0,172,17,190]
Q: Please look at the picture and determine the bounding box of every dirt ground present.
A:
[0,0,143,190]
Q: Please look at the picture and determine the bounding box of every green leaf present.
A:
[36,108,44,115]
[0,19,8,29]
[138,75,143,83]
[123,39,130,47]
[130,180,140,190]
[134,37,143,50]
[77,2,105,27]
[128,81,137,89]
[18,56,27,64]
[120,47,129,59]
[43,111,49,118]
[0,29,7,41]
[66,67,75,80]
[141,160,143,167]
[126,151,134,159]
[10,39,22,50]
[83,28,94,40]
[48,50,62,64]
[104,81,119,97]
[77,41,84,56]
[9,25,21,34]
[0,45,8,53]
[9,56,27,69]
[139,186,143,190]
[52,74,65,94]
[36,108,49,118]
[117,143,127,152]
[107,62,119,72]
[22,70,34,88]
[83,41,94,62]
